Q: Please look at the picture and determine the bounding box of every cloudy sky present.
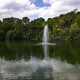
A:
[0,0,80,20]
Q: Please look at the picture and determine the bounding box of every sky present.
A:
[0,0,80,20]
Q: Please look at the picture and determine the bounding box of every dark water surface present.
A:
[0,41,80,64]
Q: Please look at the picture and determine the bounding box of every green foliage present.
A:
[70,23,80,33]
[0,9,79,42]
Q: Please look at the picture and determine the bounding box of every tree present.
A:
[22,17,30,24]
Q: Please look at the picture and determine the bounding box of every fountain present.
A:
[37,25,56,59]
[43,25,49,59]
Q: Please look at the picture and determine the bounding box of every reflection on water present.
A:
[0,58,80,80]
[0,42,80,80]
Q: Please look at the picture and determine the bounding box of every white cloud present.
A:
[16,0,30,5]
[39,0,80,19]
[0,0,37,19]
[0,0,12,8]
[16,0,36,9]
[43,0,54,4]
[0,0,80,20]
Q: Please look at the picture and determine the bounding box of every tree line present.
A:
[0,9,80,44]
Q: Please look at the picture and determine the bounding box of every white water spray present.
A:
[42,25,49,59]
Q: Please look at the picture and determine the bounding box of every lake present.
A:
[0,42,80,80]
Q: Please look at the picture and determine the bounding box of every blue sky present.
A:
[0,0,80,20]
[31,0,50,7]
